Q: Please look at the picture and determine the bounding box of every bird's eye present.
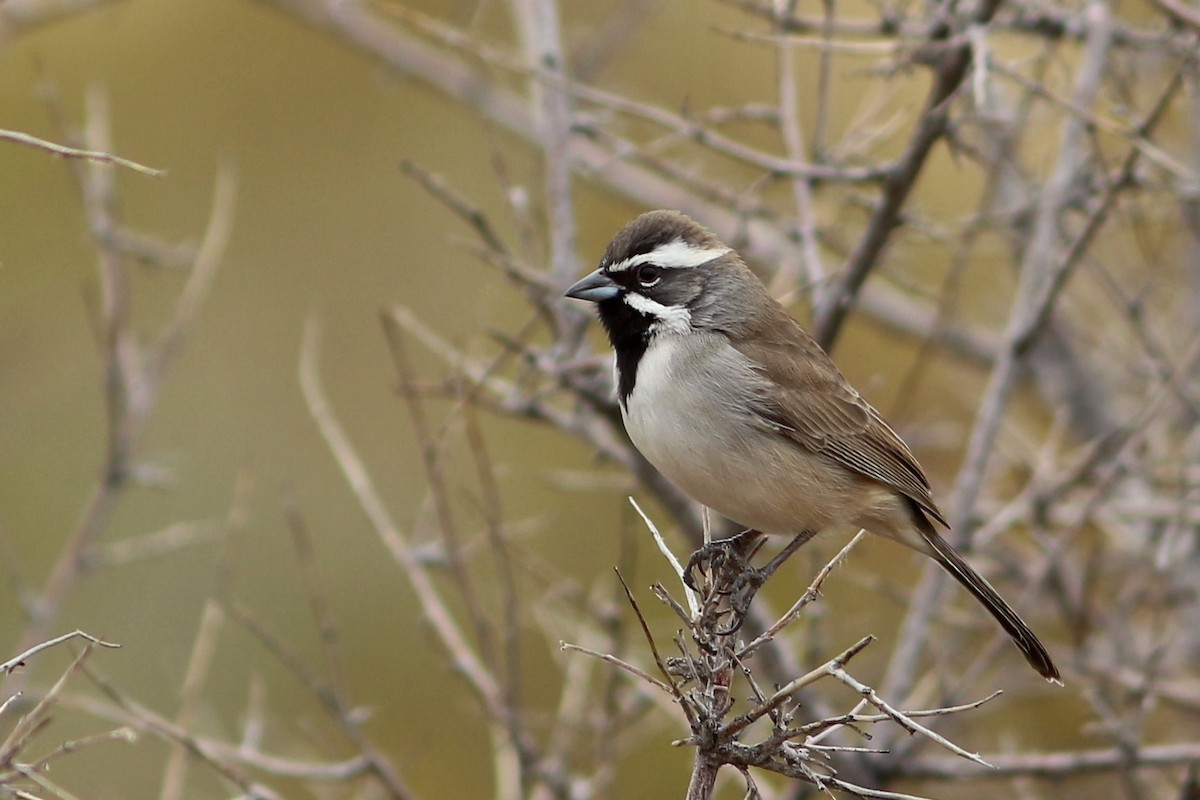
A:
[636,264,661,286]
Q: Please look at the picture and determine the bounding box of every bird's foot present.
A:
[715,568,768,635]
[683,528,763,592]
[683,530,766,636]
[685,529,818,636]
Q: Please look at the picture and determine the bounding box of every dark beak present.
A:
[564,269,620,302]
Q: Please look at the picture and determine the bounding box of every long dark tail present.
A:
[917,519,1061,683]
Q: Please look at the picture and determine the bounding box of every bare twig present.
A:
[1,632,119,676]
[509,0,579,333]
[0,128,163,176]
[811,0,1006,349]
[629,497,700,615]
[908,741,1200,780]
[14,97,234,666]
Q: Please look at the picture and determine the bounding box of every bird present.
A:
[564,209,1060,682]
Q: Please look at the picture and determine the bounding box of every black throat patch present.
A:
[595,296,652,408]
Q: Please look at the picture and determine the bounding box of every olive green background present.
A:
[1,2,1100,797]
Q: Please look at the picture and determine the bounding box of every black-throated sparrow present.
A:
[566,209,1060,682]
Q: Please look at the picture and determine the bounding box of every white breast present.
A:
[621,332,872,536]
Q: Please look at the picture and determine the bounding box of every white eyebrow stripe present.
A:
[607,239,730,273]
[622,292,692,335]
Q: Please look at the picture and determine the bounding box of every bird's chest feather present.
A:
[619,332,862,534]
[622,335,764,493]
[621,335,723,464]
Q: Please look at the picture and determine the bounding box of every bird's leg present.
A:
[757,529,819,582]
[683,528,764,592]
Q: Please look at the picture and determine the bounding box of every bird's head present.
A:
[565,210,770,346]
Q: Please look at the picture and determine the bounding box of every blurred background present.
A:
[3,1,1200,798]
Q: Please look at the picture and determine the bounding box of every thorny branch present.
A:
[1,640,132,800]
[569,528,1003,800]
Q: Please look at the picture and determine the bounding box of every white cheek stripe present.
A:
[608,238,730,273]
[623,292,692,335]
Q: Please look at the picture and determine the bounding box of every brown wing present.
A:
[733,325,949,528]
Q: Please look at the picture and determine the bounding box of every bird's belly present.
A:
[622,337,866,535]
[631,422,853,533]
